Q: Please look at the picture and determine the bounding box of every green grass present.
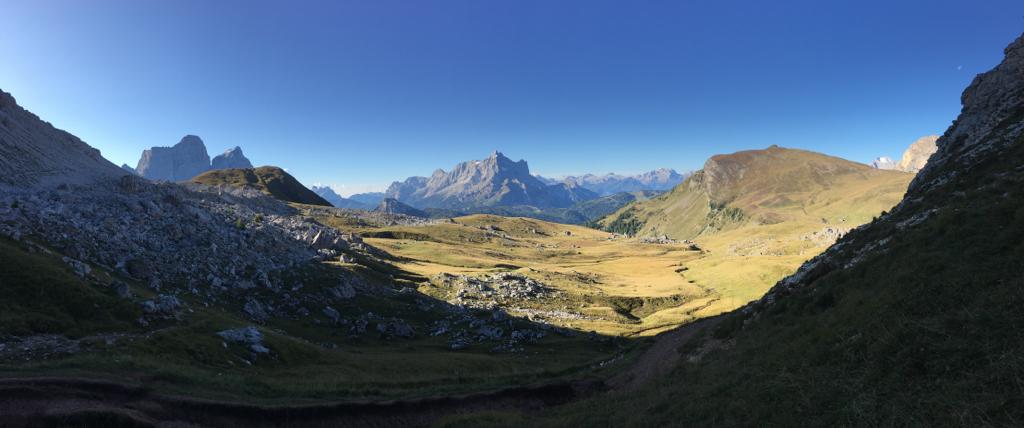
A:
[0,237,140,337]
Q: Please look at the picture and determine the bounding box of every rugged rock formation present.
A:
[135,135,212,181]
[192,166,331,206]
[384,151,597,209]
[896,135,939,173]
[0,89,127,188]
[375,198,428,217]
[211,146,253,170]
[311,185,370,209]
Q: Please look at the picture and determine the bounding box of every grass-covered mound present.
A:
[193,166,331,206]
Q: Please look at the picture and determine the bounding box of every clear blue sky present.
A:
[1,1,1021,195]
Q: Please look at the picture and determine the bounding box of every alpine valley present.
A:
[0,11,1021,428]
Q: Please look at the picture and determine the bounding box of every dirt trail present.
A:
[606,315,723,392]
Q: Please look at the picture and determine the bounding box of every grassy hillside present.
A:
[193,166,331,206]
[599,146,912,240]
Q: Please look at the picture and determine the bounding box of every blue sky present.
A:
[1,1,1021,195]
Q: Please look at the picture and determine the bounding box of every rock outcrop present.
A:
[0,89,127,188]
[896,135,939,173]
[135,135,212,181]
[384,151,597,209]
[375,198,428,217]
[211,146,253,170]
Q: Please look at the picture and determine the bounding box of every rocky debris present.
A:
[140,295,184,320]
[0,89,128,188]
[0,177,375,306]
[211,146,253,170]
[896,135,939,173]
[61,256,92,278]
[800,226,852,247]
[376,318,415,338]
[436,272,558,310]
[135,135,212,181]
[302,205,449,228]
[217,326,271,355]
[429,310,550,352]
[243,298,269,322]
[322,306,341,323]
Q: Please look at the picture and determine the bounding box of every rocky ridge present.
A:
[0,89,128,188]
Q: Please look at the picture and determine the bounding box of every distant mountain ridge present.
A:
[384,151,598,210]
[550,168,689,196]
[311,185,369,209]
[134,135,253,181]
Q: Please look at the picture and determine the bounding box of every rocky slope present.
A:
[556,168,689,196]
[211,146,254,170]
[539,33,1024,427]
[311,185,370,209]
[600,146,913,239]
[0,89,128,188]
[192,166,331,206]
[384,151,598,209]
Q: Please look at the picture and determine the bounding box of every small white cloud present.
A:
[957,65,963,71]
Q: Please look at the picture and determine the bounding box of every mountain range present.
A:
[546,168,690,196]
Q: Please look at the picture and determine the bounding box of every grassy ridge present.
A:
[193,166,331,206]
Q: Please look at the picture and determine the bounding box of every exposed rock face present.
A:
[384,151,597,209]
[211,146,253,170]
[120,164,137,174]
[870,156,897,170]
[0,89,127,188]
[559,168,689,196]
[375,198,428,217]
[896,135,939,173]
[311,185,369,209]
[135,135,212,181]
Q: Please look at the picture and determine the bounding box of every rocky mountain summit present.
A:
[0,89,128,188]
[384,151,598,209]
[211,146,254,170]
[134,135,254,181]
[871,135,939,173]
